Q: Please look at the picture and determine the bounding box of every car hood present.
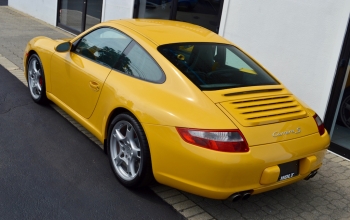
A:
[203,85,319,146]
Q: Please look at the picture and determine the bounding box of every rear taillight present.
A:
[313,114,325,136]
[176,128,249,153]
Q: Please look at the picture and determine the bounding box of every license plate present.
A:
[278,160,299,181]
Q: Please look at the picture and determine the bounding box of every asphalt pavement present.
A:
[0,64,183,219]
[2,5,350,220]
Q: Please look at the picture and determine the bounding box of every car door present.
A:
[50,27,132,118]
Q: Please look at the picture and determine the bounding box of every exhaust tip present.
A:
[241,192,251,200]
[229,193,242,202]
[304,170,318,180]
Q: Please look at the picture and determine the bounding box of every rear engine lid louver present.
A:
[220,95,308,127]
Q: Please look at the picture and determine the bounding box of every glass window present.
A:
[59,0,85,32]
[74,28,132,67]
[158,43,279,90]
[85,0,103,30]
[115,42,165,83]
[175,0,223,32]
[134,0,224,33]
[137,0,174,19]
[58,0,103,34]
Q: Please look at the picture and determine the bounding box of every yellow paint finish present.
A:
[112,19,231,45]
[23,37,60,91]
[299,156,317,175]
[217,105,321,147]
[23,19,331,200]
[260,166,280,185]
[145,123,329,199]
[50,52,111,118]
[203,85,289,103]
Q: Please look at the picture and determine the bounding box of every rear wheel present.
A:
[107,113,153,188]
[27,54,47,104]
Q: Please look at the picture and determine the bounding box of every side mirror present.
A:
[55,41,71,52]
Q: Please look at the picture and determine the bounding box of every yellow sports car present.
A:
[24,19,330,200]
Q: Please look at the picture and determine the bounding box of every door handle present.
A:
[89,81,100,92]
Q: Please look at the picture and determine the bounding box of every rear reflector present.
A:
[176,128,249,153]
[313,114,325,136]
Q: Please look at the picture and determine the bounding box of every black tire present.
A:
[339,88,350,128]
[107,113,153,188]
[27,54,47,104]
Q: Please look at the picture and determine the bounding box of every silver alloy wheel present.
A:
[340,95,350,128]
[110,120,141,181]
[28,57,43,100]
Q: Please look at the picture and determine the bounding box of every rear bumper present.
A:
[144,124,330,199]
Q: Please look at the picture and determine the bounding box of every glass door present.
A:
[58,0,85,33]
[325,17,350,158]
[85,0,103,30]
[58,0,102,34]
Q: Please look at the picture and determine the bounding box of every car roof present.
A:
[108,19,231,46]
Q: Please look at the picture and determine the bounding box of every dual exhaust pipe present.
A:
[304,169,318,180]
[229,191,252,202]
[229,170,318,202]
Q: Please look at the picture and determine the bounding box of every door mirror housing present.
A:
[55,41,72,52]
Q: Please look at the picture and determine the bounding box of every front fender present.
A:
[24,36,60,92]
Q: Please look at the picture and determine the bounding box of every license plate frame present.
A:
[278,160,299,181]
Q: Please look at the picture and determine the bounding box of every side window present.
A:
[225,48,254,73]
[115,42,165,83]
[74,28,132,67]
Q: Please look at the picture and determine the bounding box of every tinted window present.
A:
[158,43,279,90]
[115,42,165,83]
[74,28,132,67]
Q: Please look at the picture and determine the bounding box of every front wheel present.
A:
[27,54,47,104]
[107,113,153,188]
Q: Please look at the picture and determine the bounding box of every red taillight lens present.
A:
[176,128,249,153]
[313,114,325,136]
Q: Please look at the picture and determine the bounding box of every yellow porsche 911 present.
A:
[23,19,330,200]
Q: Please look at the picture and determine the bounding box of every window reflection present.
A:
[58,0,102,33]
[85,0,103,30]
[138,0,173,19]
[176,0,223,32]
[59,0,84,32]
[74,28,132,67]
[134,0,223,33]
[116,42,165,83]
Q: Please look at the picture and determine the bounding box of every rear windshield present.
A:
[158,43,279,90]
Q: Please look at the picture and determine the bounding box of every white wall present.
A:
[9,0,58,26]
[220,0,350,119]
[102,0,134,22]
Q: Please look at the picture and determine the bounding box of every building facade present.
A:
[8,0,350,156]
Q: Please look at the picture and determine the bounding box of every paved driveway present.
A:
[0,64,183,219]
